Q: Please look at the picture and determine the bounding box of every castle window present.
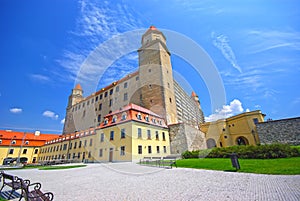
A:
[100,133,104,142]
[100,94,103,100]
[145,115,149,122]
[87,100,90,105]
[156,146,160,154]
[91,99,94,104]
[120,146,125,156]
[253,118,259,124]
[105,91,108,97]
[89,139,93,146]
[34,149,38,154]
[22,149,27,154]
[148,69,151,73]
[74,142,77,149]
[138,145,142,154]
[0,139,2,144]
[136,76,139,81]
[163,146,167,153]
[9,149,14,154]
[168,83,170,88]
[155,131,159,140]
[116,86,119,92]
[12,140,16,144]
[124,82,128,88]
[109,99,113,107]
[112,115,117,123]
[169,98,172,103]
[121,112,127,120]
[152,118,156,124]
[147,130,151,139]
[149,84,152,89]
[99,103,102,110]
[121,129,126,139]
[84,140,87,147]
[104,118,108,125]
[110,89,113,95]
[78,105,81,110]
[110,131,114,140]
[162,132,166,141]
[83,102,85,107]
[136,113,142,120]
[148,146,152,154]
[124,93,128,101]
[25,141,29,145]
[95,96,98,102]
[98,114,101,122]
[137,128,142,138]
[99,149,103,157]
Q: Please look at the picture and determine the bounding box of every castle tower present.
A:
[63,84,83,134]
[137,26,178,125]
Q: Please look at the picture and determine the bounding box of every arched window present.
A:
[112,115,117,123]
[206,138,217,149]
[12,140,16,145]
[136,113,142,120]
[145,115,149,122]
[121,112,127,120]
[104,118,109,125]
[236,137,249,145]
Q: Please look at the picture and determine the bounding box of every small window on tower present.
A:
[148,69,151,73]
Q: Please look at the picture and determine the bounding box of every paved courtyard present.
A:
[3,163,300,201]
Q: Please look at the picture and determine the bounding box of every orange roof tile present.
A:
[0,130,59,147]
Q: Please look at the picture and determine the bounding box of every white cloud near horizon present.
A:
[211,31,242,73]
[205,99,249,122]
[42,110,59,120]
[10,108,23,114]
[60,118,65,124]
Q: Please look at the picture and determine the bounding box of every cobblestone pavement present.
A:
[4,163,300,201]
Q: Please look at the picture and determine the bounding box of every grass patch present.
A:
[38,165,86,170]
[0,197,7,201]
[176,157,300,175]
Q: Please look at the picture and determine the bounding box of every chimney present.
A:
[35,130,40,136]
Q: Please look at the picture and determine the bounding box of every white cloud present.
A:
[205,99,245,122]
[30,74,50,82]
[60,118,65,124]
[246,29,300,54]
[211,32,242,73]
[43,110,59,120]
[57,0,144,86]
[10,108,23,114]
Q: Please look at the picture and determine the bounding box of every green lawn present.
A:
[176,157,300,175]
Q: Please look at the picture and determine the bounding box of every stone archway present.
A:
[206,138,217,148]
[236,136,249,145]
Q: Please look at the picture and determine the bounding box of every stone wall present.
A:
[169,123,207,154]
[256,117,300,145]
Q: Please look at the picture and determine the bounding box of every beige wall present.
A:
[201,110,265,148]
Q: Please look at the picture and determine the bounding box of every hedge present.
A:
[182,144,300,159]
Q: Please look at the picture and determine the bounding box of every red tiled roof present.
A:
[101,103,168,129]
[0,130,59,147]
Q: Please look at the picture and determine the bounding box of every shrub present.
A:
[181,143,300,159]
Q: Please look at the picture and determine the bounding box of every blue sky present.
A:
[0,0,299,133]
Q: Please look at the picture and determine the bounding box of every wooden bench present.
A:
[19,179,54,201]
[0,171,27,199]
[151,157,162,166]
[161,157,177,169]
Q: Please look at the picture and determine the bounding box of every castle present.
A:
[61,26,207,158]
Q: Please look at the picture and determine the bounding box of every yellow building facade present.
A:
[0,130,58,165]
[200,110,265,148]
[39,104,170,163]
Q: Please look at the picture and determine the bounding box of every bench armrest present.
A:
[27,191,54,201]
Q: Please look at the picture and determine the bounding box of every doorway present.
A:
[109,148,113,162]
